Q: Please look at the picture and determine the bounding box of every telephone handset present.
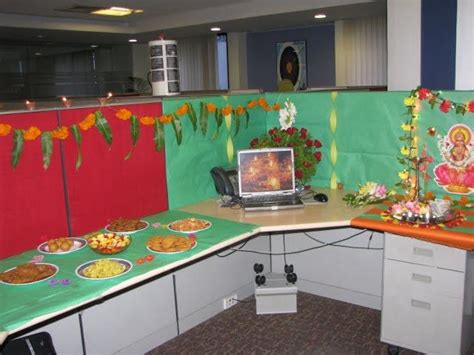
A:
[210,167,238,196]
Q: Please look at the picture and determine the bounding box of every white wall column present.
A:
[227,32,248,90]
[456,0,474,89]
[387,0,421,90]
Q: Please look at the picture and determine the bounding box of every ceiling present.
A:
[0,0,386,45]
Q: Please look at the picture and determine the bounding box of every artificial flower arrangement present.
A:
[342,181,394,207]
[249,99,322,186]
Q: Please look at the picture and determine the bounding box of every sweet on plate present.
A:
[87,233,131,254]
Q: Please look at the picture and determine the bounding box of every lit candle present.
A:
[61,96,72,108]
[25,100,36,110]
[98,92,113,106]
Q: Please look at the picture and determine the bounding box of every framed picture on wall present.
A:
[276,41,307,91]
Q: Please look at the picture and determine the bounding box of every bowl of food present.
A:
[87,233,131,255]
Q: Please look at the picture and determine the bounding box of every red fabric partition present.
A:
[60,102,168,236]
[0,111,69,258]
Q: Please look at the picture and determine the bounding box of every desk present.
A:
[1,190,472,354]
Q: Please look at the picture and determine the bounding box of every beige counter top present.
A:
[180,188,371,232]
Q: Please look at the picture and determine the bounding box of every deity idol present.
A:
[434,124,474,194]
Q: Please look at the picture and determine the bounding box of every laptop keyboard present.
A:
[244,194,299,203]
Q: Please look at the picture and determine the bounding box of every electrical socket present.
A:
[223,294,238,309]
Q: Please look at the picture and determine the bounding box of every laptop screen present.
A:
[238,147,296,196]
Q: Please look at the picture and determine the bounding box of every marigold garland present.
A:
[0,97,282,169]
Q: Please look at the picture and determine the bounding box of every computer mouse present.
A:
[313,193,328,203]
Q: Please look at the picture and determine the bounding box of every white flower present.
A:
[278,99,297,130]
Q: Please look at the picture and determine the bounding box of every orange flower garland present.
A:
[0,123,12,136]
[79,113,96,131]
[116,109,132,120]
[176,103,189,116]
[235,105,245,115]
[23,126,41,141]
[51,126,69,140]
[140,116,155,125]
[221,105,233,116]
[206,103,217,112]
[158,114,173,124]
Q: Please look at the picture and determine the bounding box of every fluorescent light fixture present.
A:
[128,39,138,43]
[314,13,327,19]
[210,27,221,32]
[91,6,142,16]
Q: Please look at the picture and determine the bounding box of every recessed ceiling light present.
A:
[210,27,221,32]
[36,34,45,39]
[90,44,98,48]
[129,39,138,43]
[35,52,42,56]
[91,6,141,16]
[314,13,327,19]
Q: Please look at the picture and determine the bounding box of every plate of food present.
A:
[105,218,149,234]
[167,218,211,234]
[147,235,197,254]
[75,258,132,280]
[0,263,58,285]
[37,237,87,255]
[87,233,131,255]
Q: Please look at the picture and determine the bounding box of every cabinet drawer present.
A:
[385,233,466,271]
[383,259,465,300]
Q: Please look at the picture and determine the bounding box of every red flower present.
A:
[314,152,322,162]
[269,128,278,135]
[273,136,282,143]
[418,88,431,100]
[250,138,259,147]
[306,139,313,147]
[313,139,322,148]
[300,128,307,139]
[295,170,304,179]
[439,100,451,113]
[304,161,311,168]
[286,127,297,135]
[287,143,293,147]
[468,101,474,113]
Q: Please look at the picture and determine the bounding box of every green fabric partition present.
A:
[163,95,267,209]
[0,210,258,333]
[163,91,473,209]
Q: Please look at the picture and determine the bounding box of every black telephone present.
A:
[210,167,238,196]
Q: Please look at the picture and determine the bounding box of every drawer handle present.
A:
[411,299,431,310]
[412,273,432,283]
[413,247,433,257]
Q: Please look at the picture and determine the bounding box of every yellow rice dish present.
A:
[83,259,126,278]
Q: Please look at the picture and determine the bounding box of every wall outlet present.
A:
[223,294,238,309]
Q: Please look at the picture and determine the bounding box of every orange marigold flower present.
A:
[247,100,257,109]
[116,108,132,120]
[140,116,155,125]
[206,103,217,113]
[258,97,268,107]
[51,126,69,140]
[176,103,189,116]
[23,126,41,141]
[424,191,435,201]
[222,105,233,116]
[272,103,281,111]
[158,114,173,124]
[443,195,452,201]
[0,123,12,136]
[235,105,245,115]
[458,196,469,205]
[79,113,96,131]
[262,105,272,112]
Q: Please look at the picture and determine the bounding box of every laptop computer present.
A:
[237,147,304,211]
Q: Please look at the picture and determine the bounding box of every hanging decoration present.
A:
[0,97,281,169]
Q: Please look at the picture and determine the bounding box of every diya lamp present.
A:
[25,100,36,110]
[98,92,113,106]
[61,96,72,108]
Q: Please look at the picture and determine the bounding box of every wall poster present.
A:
[276,41,307,91]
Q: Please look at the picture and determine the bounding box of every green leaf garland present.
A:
[199,102,209,136]
[125,115,140,160]
[94,111,112,146]
[70,124,82,169]
[187,102,198,132]
[11,129,24,168]
[171,113,183,145]
[154,120,165,151]
[41,132,53,169]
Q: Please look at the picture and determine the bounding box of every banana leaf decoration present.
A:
[154,119,165,151]
[186,102,198,132]
[94,111,112,146]
[212,111,223,139]
[11,129,24,168]
[41,132,53,169]
[234,111,241,137]
[70,124,83,169]
[199,102,209,136]
[125,115,140,160]
[171,113,183,145]
[245,111,250,129]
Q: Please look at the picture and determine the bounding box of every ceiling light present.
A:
[314,14,327,19]
[129,39,138,43]
[91,7,137,16]
[90,44,98,48]
[35,52,42,56]
[210,27,221,32]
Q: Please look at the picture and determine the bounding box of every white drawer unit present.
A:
[381,233,474,354]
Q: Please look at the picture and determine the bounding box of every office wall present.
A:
[246,24,336,92]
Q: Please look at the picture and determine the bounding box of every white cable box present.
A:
[255,272,297,315]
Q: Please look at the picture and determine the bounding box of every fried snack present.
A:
[47,238,74,253]
[87,233,131,254]
[147,235,196,253]
[83,259,126,278]
[0,263,56,284]
[107,218,147,232]
[168,218,210,232]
